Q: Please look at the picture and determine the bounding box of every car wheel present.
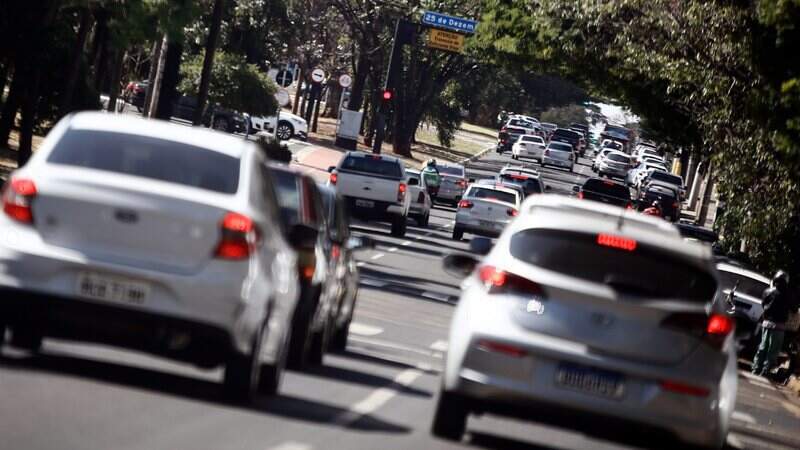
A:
[224,324,265,403]
[287,290,319,369]
[418,211,430,227]
[276,121,294,141]
[307,321,330,366]
[213,117,230,133]
[330,311,353,352]
[452,227,464,241]
[0,320,7,347]
[431,391,469,441]
[259,322,286,396]
[9,327,43,353]
[390,215,407,237]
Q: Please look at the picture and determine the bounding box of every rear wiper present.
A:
[603,275,656,297]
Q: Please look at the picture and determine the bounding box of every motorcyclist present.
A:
[421,159,441,200]
[752,271,793,378]
[497,110,508,127]
[643,200,663,217]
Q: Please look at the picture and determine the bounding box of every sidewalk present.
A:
[730,369,800,449]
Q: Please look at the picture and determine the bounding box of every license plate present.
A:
[555,363,625,399]
[480,220,499,229]
[355,199,375,208]
[76,273,149,305]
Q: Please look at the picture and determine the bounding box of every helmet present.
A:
[772,270,790,290]
[427,158,437,167]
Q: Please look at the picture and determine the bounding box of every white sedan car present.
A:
[0,112,300,403]
[453,184,521,240]
[249,111,308,140]
[511,135,546,161]
[434,195,736,449]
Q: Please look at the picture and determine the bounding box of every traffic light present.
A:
[382,89,393,102]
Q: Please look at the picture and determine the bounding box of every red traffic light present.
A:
[382,90,393,101]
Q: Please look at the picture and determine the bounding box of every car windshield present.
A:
[607,153,630,163]
[553,129,580,139]
[48,129,240,194]
[437,166,465,176]
[717,270,769,299]
[510,229,717,301]
[467,187,517,205]
[340,154,402,178]
[549,142,572,152]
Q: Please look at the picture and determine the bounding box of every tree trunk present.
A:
[194,0,225,125]
[291,68,303,115]
[60,7,91,116]
[0,59,28,145]
[347,52,370,112]
[154,39,183,121]
[147,34,168,118]
[17,67,42,166]
[142,38,163,117]
[106,49,124,112]
[0,63,10,106]
[323,81,342,117]
[92,13,110,93]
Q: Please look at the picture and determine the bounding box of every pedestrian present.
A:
[752,271,793,378]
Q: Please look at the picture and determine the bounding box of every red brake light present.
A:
[597,233,637,251]
[707,314,733,336]
[329,172,338,185]
[3,178,37,224]
[477,265,546,297]
[457,179,467,188]
[507,208,518,217]
[626,202,633,209]
[458,199,473,209]
[331,244,341,260]
[660,380,710,397]
[577,191,584,199]
[215,212,258,260]
[397,183,406,202]
[509,174,528,180]
[672,202,679,208]
[478,339,527,358]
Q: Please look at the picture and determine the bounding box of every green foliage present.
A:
[178,51,277,116]
[540,105,587,127]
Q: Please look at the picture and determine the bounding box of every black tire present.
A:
[258,337,286,396]
[224,326,264,403]
[330,316,351,352]
[452,227,464,241]
[287,290,319,370]
[9,327,43,353]
[0,321,7,347]
[307,321,330,366]
[276,121,294,141]
[390,215,407,237]
[213,117,230,132]
[419,211,430,227]
[431,391,469,441]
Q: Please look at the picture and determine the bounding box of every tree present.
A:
[540,105,587,127]
[194,0,226,125]
[178,51,278,117]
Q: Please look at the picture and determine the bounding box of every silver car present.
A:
[542,141,575,172]
[453,184,521,240]
[0,112,300,402]
[434,195,736,449]
[435,164,468,205]
[598,150,633,179]
[405,169,432,226]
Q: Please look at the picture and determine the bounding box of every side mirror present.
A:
[469,237,493,256]
[443,253,479,278]
[287,223,318,250]
[408,178,419,186]
[328,166,336,173]
[346,235,374,251]
[572,185,580,194]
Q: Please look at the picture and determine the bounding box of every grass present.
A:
[415,127,486,156]
[459,122,498,140]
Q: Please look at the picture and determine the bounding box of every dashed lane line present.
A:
[268,442,312,450]
[387,247,399,252]
[370,253,384,260]
[429,340,449,353]
[333,368,422,427]
[732,411,757,424]
[348,322,384,337]
[348,335,444,359]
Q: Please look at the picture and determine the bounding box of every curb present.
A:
[460,145,494,165]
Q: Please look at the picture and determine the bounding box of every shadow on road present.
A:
[297,362,431,398]
[0,350,410,434]
[360,266,461,294]
[337,348,441,375]
[467,432,560,450]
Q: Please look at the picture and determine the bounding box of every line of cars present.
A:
[0,112,371,403]
[498,116,589,172]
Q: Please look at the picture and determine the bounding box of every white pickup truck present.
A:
[329,151,410,237]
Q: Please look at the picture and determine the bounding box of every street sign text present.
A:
[422,11,478,34]
[427,29,465,53]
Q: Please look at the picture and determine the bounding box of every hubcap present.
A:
[277,125,292,140]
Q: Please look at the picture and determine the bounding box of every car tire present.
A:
[419,211,430,227]
[224,325,265,404]
[258,332,287,396]
[330,313,353,352]
[287,289,320,370]
[276,121,294,141]
[390,215,407,237]
[0,320,7,347]
[9,327,43,353]
[308,319,331,366]
[452,227,464,241]
[431,391,469,441]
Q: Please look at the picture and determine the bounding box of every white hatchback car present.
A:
[0,112,300,402]
[434,195,736,449]
[453,184,521,240]
[511,135,546,161]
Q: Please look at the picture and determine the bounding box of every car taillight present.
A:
[660,380,710,397]
[626,202,633,209]
[597,233,637,251]
[577,191,584,199]
[458,199,473,209]
[506,208,518,217]
[214,212,258,260]
[672,201,679,209]
[477,339,527,358]
[477,265,546,297]
[397,183,406,202]
[456,179,467,188]
[661,312,734,350]
[329,172,338,185]
[509,174,528,181]
[2,177,37,224]
[297,249,316,281]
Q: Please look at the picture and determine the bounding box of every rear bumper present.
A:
[599,165,629,178]
[0,286,235,367]
[543,157,572,168]
[436,187,464,201]
[454,215,508,237]
[343,196,406,221]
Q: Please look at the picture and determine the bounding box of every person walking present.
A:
[752,271,792,378]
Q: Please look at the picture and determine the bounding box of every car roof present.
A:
[406,168,421,175]
[514,195,709,260]
[66,112,249,159]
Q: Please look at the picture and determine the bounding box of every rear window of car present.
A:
[583,179,630,198]
[271,169,302,226]
[520,136,543,143]
[717,270,768,299]
[510,229,717,302]
[340,154,402,178]
[549,142,572,152]
[500,174,542,194]
[438,166,465,176]
[48,129,240,194]
[467,187,517,205]
[607,153,630,163]
[650,171,682,185]
[553,129,580,139]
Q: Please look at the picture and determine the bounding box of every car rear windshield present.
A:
[607,153,630,163]
[549,142,572,152]
[650,171,682,185]
[510,229,717,302]
[520,136,543,143]
[500,174,542,194]
[438,166,465,176]
[48,129,240,194]
[468,187,517,205]
[271,169,302,226]
[340,154,402,178]
[583,179,630,198]
[717,270,768,299]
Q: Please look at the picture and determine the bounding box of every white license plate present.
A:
[480,220,499,229]
[555,363,625,399]
[355,199,375,208]
[76,273,149,305]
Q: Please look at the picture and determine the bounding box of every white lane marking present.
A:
[356,261,366,267]
[334,369,422,426]
[732,411,757,424]
[349,335,443,358]
[370,253,384,260]
[348,322,384,337]
[401,240,412,246]
[387,247,399,252]
[421,291,452,302]
[429,340,449,353]
[268,442,312,450]
[747,378,776,391]
[726,433,745,449]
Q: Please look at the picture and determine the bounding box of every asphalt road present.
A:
[1,150,799,450]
